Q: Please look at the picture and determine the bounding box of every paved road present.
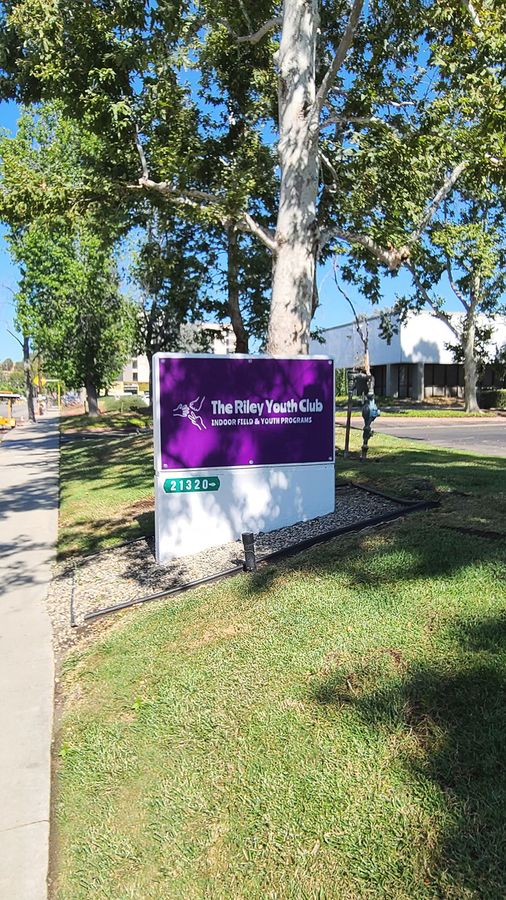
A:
[0,399,28,421]
[338,415,506,457]
[0,416,59,899]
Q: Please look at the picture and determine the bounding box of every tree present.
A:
[13,218,136,415]
[0,0,450,351]
[0,358,26,394]
[402,211,506,412]
[321,0,506,410]
[0,105,137,413]
[129,211,207,389]
[2,0,503,359]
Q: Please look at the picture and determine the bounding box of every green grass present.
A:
[55,519,506,898]
[58,419,504,559]
[58,430,154,558]
[337,425,504,495]
[60,410,152,433]
[54,431,506,897]
[337,407,494,418]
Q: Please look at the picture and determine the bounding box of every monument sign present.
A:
[153,353,335,563]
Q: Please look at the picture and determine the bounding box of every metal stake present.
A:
[242,532,257,572]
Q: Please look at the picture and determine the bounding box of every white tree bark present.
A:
[463,277,480,413]
[267,0,320,354]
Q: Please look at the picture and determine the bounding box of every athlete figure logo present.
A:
[173,396,207,431]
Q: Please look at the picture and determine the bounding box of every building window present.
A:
[132,372,138,382]
[370,365,386,396]
[397,364,413,399]
[132,357,138,370]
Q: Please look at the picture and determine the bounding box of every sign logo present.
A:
[173,396,207,431]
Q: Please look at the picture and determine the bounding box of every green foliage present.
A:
[54,431,506,896]
[129,212,209,360]
[0,360,25,393]
[0,104,137,394]
[0,0,504,359]
[13,217,136,391]
[98,396,149,414]
[0,371,24,393]
[335,367,347,395]
[0,104,129,238]
[478,389,506,410]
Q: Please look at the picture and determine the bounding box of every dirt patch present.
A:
[127,497,154,517]
[185,621,251,651]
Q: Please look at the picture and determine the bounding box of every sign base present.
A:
[155,464,335,564]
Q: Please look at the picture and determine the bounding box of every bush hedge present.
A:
[99,395,149,413]
[478,388,506,409]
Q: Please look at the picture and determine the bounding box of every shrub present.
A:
[478,389,506,410]
[335,367,347,396]
[99,395,149,413]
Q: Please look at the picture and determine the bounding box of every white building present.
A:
[116,323,237,395]
[310,311,506,400]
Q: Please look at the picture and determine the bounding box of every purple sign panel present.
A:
[155,355,335,471]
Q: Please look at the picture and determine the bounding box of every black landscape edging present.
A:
[82,496,439,624]
[350,481,433,506]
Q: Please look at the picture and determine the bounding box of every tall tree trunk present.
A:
[23,335,36,422]
[85,376,100,416]
[227,227,249,353]
[267,0,319,355]
[462,310,480,413]
[148,351,154,405]
[363,346,371,377]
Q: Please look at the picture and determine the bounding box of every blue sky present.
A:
[0,98,458,363]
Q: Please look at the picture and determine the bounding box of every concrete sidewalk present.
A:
[0,415,59,899]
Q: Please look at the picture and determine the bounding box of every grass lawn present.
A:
[58,428,154,558]
[53,427,506,897]
[340,408,496,418]
[58,416,504,558]
[60,410,152,433]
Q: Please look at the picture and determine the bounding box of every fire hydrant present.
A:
[361,389,380,459]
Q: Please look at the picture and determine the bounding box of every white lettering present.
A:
[211,400,233,415]
[299,398,323,413]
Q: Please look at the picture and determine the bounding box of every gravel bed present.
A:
[46,485,407,654]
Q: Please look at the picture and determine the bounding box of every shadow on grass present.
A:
[58,432,154,558]
[335,426,506,497]
[57,510,154,561]
[308,614,506,896]
[237,505,504,605]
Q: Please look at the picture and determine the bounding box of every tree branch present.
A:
[320,114,380,130]
[236,212,277,253]
[332,260,368,353]
[224,16,282,44]
[445,254,469,311]
[138,176,222,207]
[407,263,460,338]
[319,151,340,190]
[237,0,253,31]
[7,328,23,349]
[314,0,365,115]
[321,159,468,271]
[134,124,149,180]
[408,161,468,246]
[134,175,277,253]
[321,226,411,271]
[461,0,482,29]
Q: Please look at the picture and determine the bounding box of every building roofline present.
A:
[314,312,391,334]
